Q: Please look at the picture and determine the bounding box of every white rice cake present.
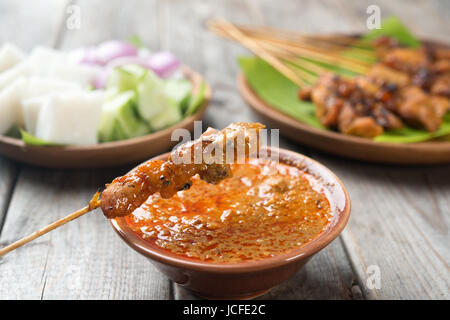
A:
[0,61,29,91]
[22,76,81,98]
[21,96,49,135]
[0,78,26,134]
[35,90,104,145]
[0,43,25,74]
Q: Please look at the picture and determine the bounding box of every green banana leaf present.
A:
[239,57,323,128]
[20,129,64,147]
[185,81,207,116]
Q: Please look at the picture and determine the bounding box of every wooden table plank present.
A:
[0,167,170,299]
[309,154,450,299]
[0,159,17,236]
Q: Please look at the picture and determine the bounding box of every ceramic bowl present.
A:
[110,146,351,299]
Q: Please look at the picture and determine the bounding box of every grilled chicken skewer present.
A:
[0,122,265,257]
[101,122,265,218]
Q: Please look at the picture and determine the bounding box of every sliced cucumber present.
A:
[107,64,147,92]
[136,70,166,120]
[184,81,206,116]
[98,90,150,142]
[164,79,192,113]
[148,99,182,131]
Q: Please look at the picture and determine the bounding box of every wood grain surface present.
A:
[0,0,448,300]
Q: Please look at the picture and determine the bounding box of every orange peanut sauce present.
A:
[122,158,332,263]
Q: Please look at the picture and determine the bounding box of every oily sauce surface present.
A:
[123,158,332,263]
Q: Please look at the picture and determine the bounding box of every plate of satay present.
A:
[0,122,351,299]
[0,39,211,168]
[209,17,450,164]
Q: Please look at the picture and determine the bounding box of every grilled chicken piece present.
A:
[433,60,450,74]
[431,47,450,60]
[431,73,450,97]
[101,122,265,218]
[308,73,403,137]
[397,86,442,132]
[338,104,383,138]
[372,103,404,129]
[430,95,450,117]
[367,64,410,87]
[298,86,313,100]
[372,36,400,60]
[310,73,344,126]
[380,48,429,74]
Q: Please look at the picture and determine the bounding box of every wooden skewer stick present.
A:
[247,31,376,59]
[208,19,307,87]
[235,24,373,50]
[0,192,101,257]
[210,20,370,75]
[255,37,371,72]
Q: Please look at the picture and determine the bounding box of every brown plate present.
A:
[0,67,211,168]
[238,73,450,164]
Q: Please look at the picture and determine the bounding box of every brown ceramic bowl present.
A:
[110,147,351,299]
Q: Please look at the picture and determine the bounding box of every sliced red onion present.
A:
[147,51,180,78]
[96,40,138,65]
[92,68,110,89]
[90,50,183,88]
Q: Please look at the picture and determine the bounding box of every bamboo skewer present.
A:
[261,39,370,74]
[209,19,374,83]
[235,24,373,50]
[208,19,307,87]
[248,31,376,60]
[0,192,101,257]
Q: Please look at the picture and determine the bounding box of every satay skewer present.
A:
[0,192,101,257]
[0,122,265,257]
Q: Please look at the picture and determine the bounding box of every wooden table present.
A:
[0,0,449,300]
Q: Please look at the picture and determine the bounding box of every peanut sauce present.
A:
[122,158,332,263]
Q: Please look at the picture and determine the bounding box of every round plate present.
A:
[238,73,450,164]
[0,67,211,168]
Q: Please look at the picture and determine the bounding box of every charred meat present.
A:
[101,122,265,218]
[299,36,450,138]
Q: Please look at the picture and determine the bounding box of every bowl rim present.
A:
[110,146,351,273]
